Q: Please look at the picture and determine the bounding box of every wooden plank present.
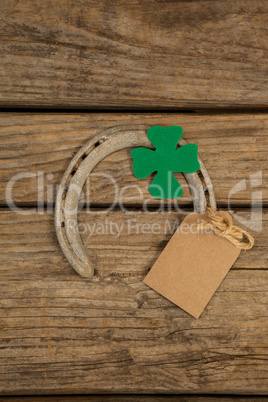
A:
[1,396,268,402]
[0,113,267,206]
[0,210,267,394]
[0,0,267,109]
[0,209,266,277]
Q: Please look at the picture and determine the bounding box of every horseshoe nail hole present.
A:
[64,185,69,191]
[61,222,65,227]
[81,154,87,160]
[197,170,206,186]
[71,169,76,176]
[94,141,101,148]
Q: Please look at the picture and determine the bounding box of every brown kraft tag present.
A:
[143,212,241,318]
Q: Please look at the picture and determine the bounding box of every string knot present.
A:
[197,208,254,250]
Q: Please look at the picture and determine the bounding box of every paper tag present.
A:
[143,212,241,318]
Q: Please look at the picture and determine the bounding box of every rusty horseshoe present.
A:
[55,126,216,278]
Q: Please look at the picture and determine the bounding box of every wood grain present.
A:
[0,209,267,394]
[1,397,268,402]
[0,113,267,207]
[1,0,267,397]
[0,209,266,280]
[0,0,268,109]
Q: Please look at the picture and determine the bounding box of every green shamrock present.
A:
[131,126,200,199]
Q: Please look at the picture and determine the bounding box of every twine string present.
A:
[197,208,254,250]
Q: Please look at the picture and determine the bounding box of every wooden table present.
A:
[0,1,267,399]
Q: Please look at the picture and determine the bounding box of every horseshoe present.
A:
[55,126,216,278]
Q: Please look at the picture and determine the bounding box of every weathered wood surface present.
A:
[0,113,267,206]
[1,397,268,402]
[0,209,267,394]
[0,210,266,278]
[1,0,268,398]
[1,0,268,109]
